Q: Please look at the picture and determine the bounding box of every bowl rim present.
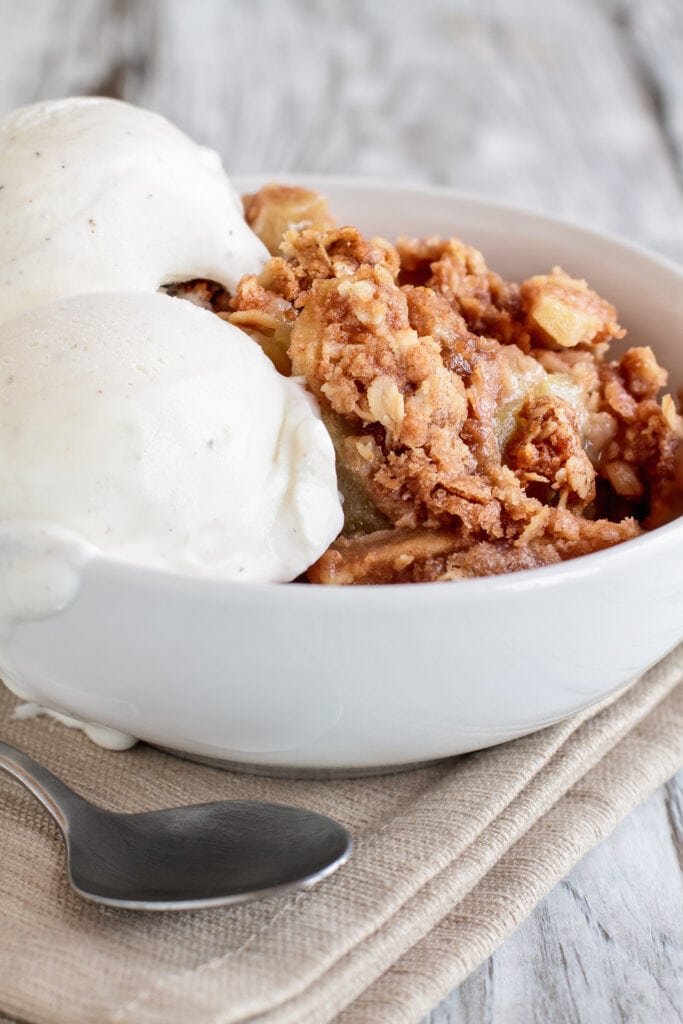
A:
[87,177,683,601]
[235,173,683,282]
[86,511,682,602]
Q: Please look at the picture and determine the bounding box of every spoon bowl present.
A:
[0,741,352,910]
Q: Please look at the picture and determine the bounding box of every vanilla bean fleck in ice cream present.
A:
[0,97,268,323]
[0,292,343,586]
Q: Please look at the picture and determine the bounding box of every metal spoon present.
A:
[0,740,352,910]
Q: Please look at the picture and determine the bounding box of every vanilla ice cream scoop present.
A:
[0,97,268,324]
[0,292,343,582]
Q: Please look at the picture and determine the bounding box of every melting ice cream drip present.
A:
[12,702,137,751]
[0,521,136,750]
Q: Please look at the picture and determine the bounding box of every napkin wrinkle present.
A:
[234,662,682,1024]
[1,645,682,1024]
[109,779,465,1023]
[114,721,588,1024]
[112,662,677,1024]
[344,692,683,1024]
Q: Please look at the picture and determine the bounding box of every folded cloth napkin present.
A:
[1,645,682,1024]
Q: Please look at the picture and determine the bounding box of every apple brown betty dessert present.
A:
[174,184,683,584]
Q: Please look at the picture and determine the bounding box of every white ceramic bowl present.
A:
[2,177,682,771]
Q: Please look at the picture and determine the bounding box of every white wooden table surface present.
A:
[1,1,682,1021]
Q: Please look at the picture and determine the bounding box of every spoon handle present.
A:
[0,740,85,832]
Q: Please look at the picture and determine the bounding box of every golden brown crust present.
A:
[307,514,640,584]
[243,184,336,256]
[520,268,624,351]
[397,235,523,345]
[163,278,231,312]
[506,394,596,510]
[307,528,468,585]
[213,185,682,583]
[597,348,682,516]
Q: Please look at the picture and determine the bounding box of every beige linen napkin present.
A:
[1,646,682,1024]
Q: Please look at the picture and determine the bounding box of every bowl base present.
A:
[155,746,450,779]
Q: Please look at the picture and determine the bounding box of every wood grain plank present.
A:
[666,772,683,876]
[0,0,63,108]
[429,779,683,1023]
[139,0,683,259]
[3,0,681,256]
[602,0,683,189]
[12,0,157,102]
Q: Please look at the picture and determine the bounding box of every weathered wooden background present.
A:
[1,1,682,1021]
